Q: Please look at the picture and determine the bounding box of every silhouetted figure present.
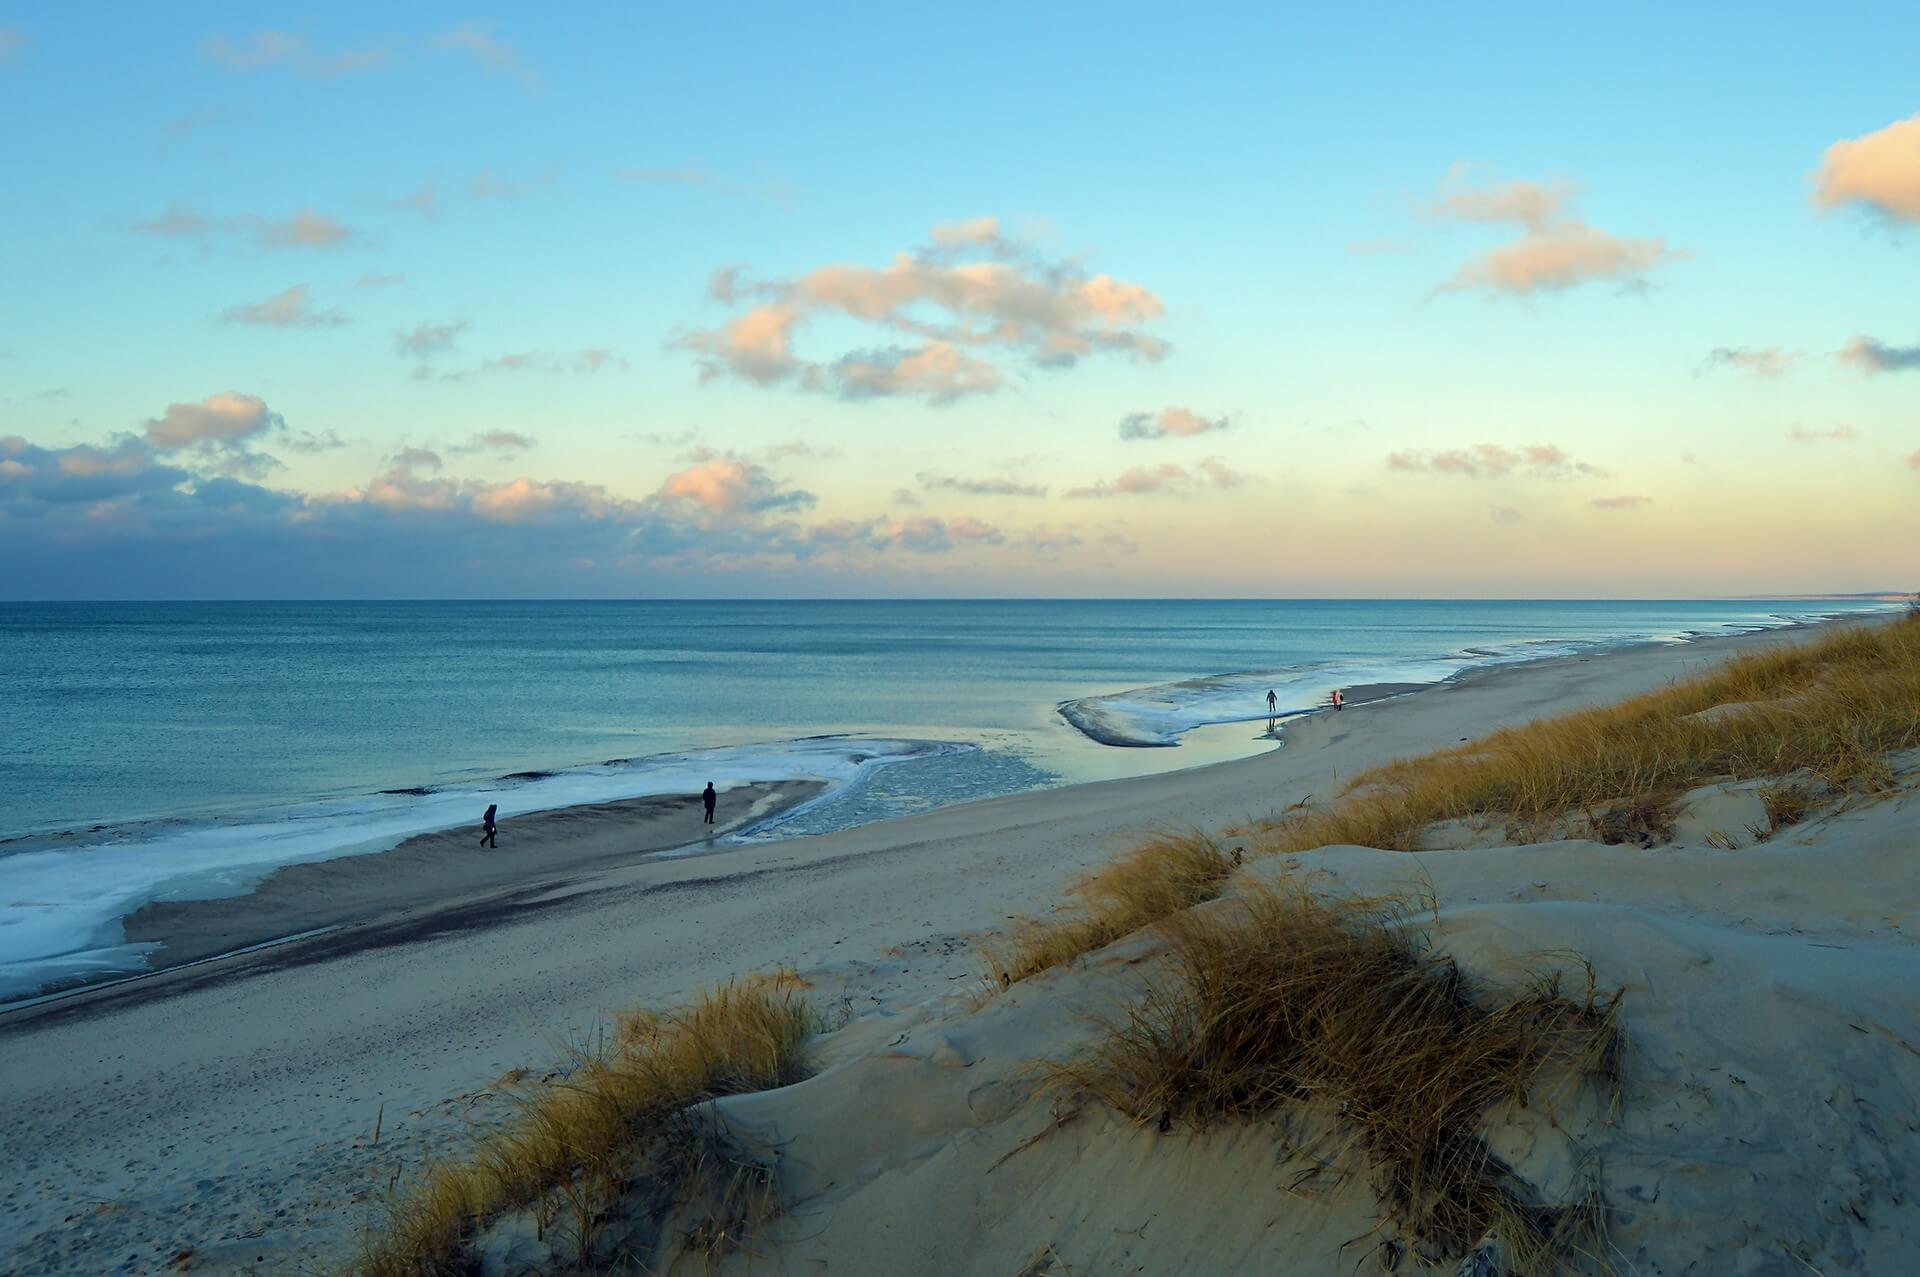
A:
[1266,689,1278,716]
[702,782,717,825]
[479,803,498,848]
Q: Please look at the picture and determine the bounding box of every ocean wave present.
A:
[0,736,958,1002]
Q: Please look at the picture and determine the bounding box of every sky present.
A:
[1,3,1916,599]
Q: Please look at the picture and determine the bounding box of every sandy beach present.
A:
[2,616,1912,1275]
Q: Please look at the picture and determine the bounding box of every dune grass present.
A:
[354,972,816,1277]
[977,832,1236,990]
[1263,611,1920,856]
[1053,884,1622,1275]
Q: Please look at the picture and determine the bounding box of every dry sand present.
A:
[0,618,1908,1275]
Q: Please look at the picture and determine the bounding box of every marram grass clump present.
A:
[1261,611,1920,856]
[1053,885,1622,1276]
[978,832,1236,990]
[354,972,816,1277]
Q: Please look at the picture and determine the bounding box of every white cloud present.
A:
[395,320,469,358]
[917,472,1047,498]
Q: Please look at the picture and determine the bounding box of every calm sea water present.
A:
[0,598,1894,997]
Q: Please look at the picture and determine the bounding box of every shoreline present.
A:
[3,609,1890,1017]
[0,611,1895,1275]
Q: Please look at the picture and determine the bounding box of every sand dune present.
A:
[1,616,1907,1275]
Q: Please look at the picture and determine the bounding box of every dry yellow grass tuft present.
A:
[977,832,1236,990]
[1262,612,1919,855]
[354,975,816,1276]
[1053,884,1621,1275]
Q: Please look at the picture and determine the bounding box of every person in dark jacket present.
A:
[702,782,717,824]
[479,803,498,848]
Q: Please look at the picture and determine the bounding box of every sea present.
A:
[0,598,1897,1000]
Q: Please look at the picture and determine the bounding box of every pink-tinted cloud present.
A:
[1839,335,1920,373]
[678,221,1168,402]
[1427,169,1679,296]
[1386,443,1604,479]
[1908,449,1920,470]
[1704,347,1801,378]
[130,204,357,250]
[1066,457,1249,498]
[219,284,346,329]
[654,457,814,517]
[1811,113,1920,222]
[144,392,280,450]
[1118,405,1229,440]
[1587,494,1653,510]
[255,209,353,249]
[1789,425,1858,443]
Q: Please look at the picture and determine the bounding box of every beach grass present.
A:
[984,612,1918,990]
[1262,610,1919,856]
[977,832,1236,991]
[1051,883,1621,1275]
[353,971,815,1276]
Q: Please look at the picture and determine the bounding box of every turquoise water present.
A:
[0,597,1895,996]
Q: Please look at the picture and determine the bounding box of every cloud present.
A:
[615,164,794,208]
[394,184,440,220]
[1019,526,1083,553]
[452,430,536,455]
[139,391,288,478]
[1909,450,1920,471]
[1345,238,1415,255]
[165,108,226,140]
[892,488,921,507]
[1587,494,1653,510]
[395,320,469,358]
[130,204,357,250]
[431,22,537,88]
[282,429,348,454]
[219,284,347,329]
[470,167,553,200]
[677,219,1168,402]
[653,456,816,517]
[916,472,1047,498]
[1811,113,1920,223]
[1839,335,1920,373]
[388,446,443,472]
[1704,346,1801,378]
[1789,425,1858,443]
[358,272,407,289]
[144,391,281,450]
[1118,405,1229,440]
[203,30,394,78]
[1385,443,1605,479]
[1426,168,1679,296]
[254,209,354,249]
[0,27,24,64]
[133,203,216,239]
[1488,505,1523,524]
[1065,457,1248,498]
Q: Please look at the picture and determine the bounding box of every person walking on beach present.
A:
[1266,688,1278,716]
[1332,688,1345,712]
[479,803,498,848]
[702,782,717,825]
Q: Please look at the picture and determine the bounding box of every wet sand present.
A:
[118,780,822,974]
